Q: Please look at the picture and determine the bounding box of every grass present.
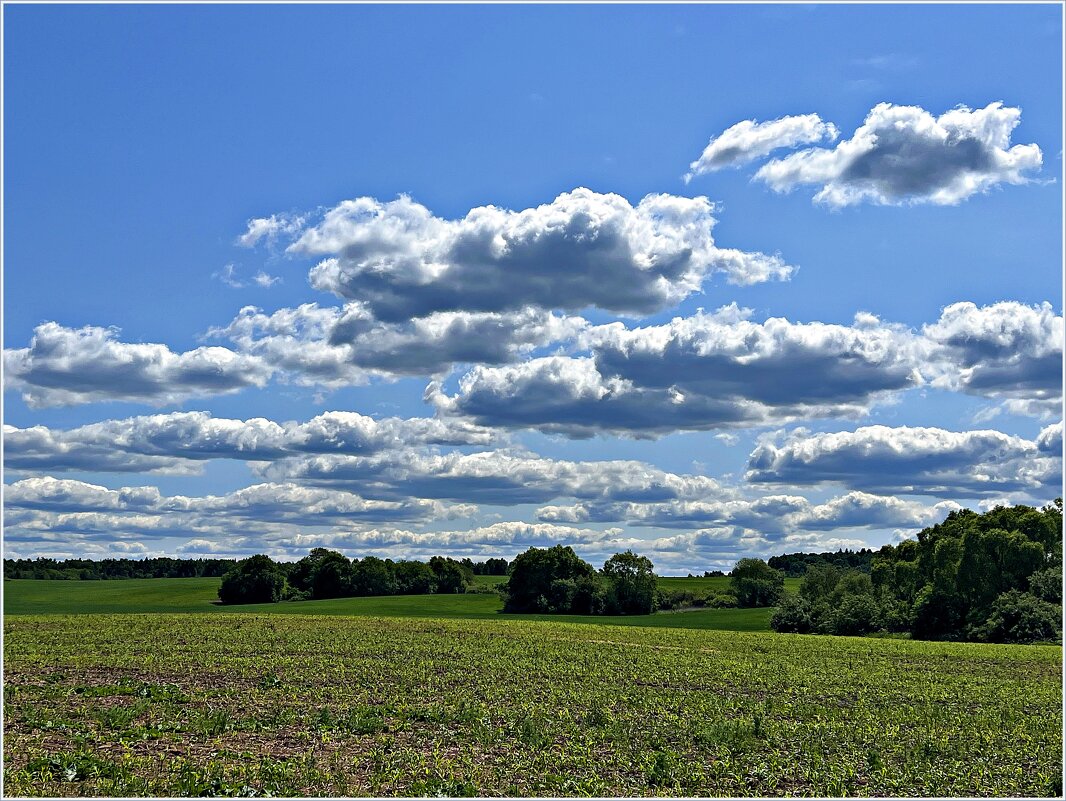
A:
[4,613,1061,797]
[2,576,796,632]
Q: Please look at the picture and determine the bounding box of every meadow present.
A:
[4,613,1061,797]
[2,576,787,632]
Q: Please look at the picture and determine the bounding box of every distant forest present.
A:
[6,549,873,583]
[2,555,509,582]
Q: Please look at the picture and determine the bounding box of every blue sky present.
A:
[3,3,1063,572]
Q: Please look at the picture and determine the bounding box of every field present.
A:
[2,577,790,632]
[4,613,1061,797]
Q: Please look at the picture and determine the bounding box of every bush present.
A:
[971,590,1061,644]
[825,594,881,636]
[706,592,738,608]
[770,595,813,633]
[217,555,286,605]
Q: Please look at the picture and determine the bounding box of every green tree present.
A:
[310,552,354,599]
[429,556,474,594]
[350,556,398,596]
[393,561,437,594]
[602,550,657,615]
[503,546,596,613]
[730,558,785,608]
[217,555,286,605]
[972,590,1061,644]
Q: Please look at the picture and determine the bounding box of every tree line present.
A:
[218,544,790,614]
[3,556,236,581]
[3,554,509,583]
[767,548,876,577]
[771,500,1062,644]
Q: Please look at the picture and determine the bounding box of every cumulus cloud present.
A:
[431,306,924,436]
[257,449,730,506]
[537,491,957,537]
[278,188,793,320]
[922,301,1062,411]
[1036,420,1063,455]
[211,302,588,382]
[754,102,1042,206]
[4,476,466,527]
[746,425,1062,498]
[685,113,838,179]
[3,411,496,474]
[3,323,273,408]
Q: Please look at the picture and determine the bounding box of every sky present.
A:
[3,3,1063,573]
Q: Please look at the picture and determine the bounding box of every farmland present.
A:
[4,613,1061,797]
[2,576,788,632]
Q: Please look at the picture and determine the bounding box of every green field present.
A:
[4,613,1060,797]
[2,577,790,632]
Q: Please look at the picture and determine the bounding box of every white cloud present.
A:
[211,302,588,382]
[746,424,1062,499]
[3,323,273,408]
[537,490,957,537]
[257,448,731,506]
[922,301,1062,410]
[431,306,924,436]
[279,189,793,319]
[4,476,468,526]
[4,410,497,474]
[685,113,838,179]
[237,212,307,248]
[754,102,1042,206]
[253,271,282,288]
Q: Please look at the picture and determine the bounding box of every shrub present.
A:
[825,593,881,636]
[971,590,1061,644]
[770,595,813,633]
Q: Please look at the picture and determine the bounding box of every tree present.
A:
[729,559,785,608]
[971,590,1061,644]
[429,556,474,594]
[288,548,339,594]
[1028,565,1062,604]
[350,556,398,596]
[310,552,353,599]
[602,551,657,615]
[503,546,596,613]
[217,555,286,605]
[394,561,437,594]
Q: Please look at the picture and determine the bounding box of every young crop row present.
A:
[3,614,1061,797]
